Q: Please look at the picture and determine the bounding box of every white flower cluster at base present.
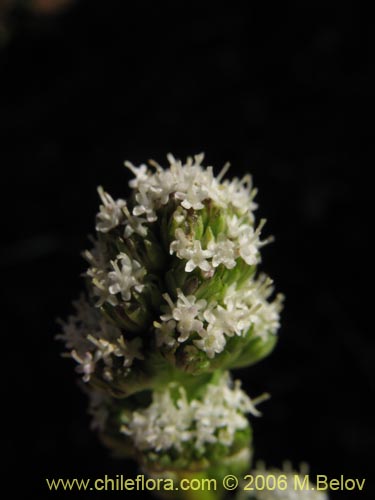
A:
[120,373,261,453]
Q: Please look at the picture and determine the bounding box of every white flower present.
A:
[57,295,105,359]
[238,233,259,265]
[57,295,143,382]
[222,278,283,341]
[71,351,98,383]
[226,214,250,239]
[218,174,258,217]
[154,319,177,348]
[208,235,236,269]
[174,169,210,210]
[181,240,213,272]
[195,300,245,359]
[238,222,262,265]
[169,228,192,256]
[122,205,148,238]
[95,186,126,233]
[228,275,283,341]
[252,295,283,341]
[85,246,147,308]
[172,206,188,225]
[149,169,177,205]
[169,153,211,210]
[108,253,145,302]
[192,374,257,449]
[85,333,143,382]
[194,329,227,359]
[160,290,207,342]
[87,335,118,361]
[133,187,157,222]
[124,162,150,190]
[83,241,118,307]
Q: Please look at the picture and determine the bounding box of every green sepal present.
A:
[195,274,225,302]
[101,303,143,333]
[165,261,190,295]
[201,226,215,248]
[175,345,212,374]
[193,214,205,240]
[229,332,278,369]
[209,211,227,237]
[144,237,167,271]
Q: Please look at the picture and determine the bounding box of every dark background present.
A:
[2,1,372,498]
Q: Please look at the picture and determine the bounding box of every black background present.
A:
[2,1,373,498]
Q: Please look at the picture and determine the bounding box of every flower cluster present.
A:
[84,242,146,308]
[59,153,282,387]
[58,153,283,486]
[156,275,282,359]
[121,372,260,454]
[125,153,257,224]
[57,295,143,383]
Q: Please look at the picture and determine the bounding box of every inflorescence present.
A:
[58,153,283,479]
